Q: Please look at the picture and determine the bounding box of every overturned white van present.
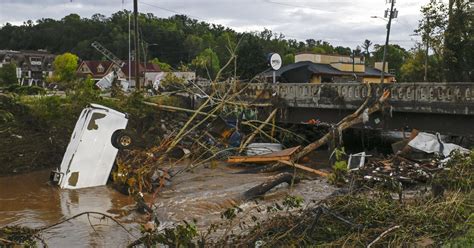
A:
[51,104,129,189]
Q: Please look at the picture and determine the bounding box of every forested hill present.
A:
[0,11,357,79]
[1,1,471,82]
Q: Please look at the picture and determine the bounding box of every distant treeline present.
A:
[0,11,374,80]
[0,0,472,82]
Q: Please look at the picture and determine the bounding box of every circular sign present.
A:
[268,53,282,71]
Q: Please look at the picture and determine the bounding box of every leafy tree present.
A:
[150,58,172,72]
[415,0,448,81]
[361,39,373,64]
[444,0,472,81]
[236,34,266,80]
[282,54,294,65]
[51,52,79,87]
[400,44,443,82]
[334,46,352,56]
[372,44,409,79]
[0,63,18,86]
[191,48,220,79]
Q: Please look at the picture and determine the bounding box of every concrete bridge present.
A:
[238,82,474,136]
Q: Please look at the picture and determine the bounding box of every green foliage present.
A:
[444,0,473,82]
[444,226,474,248]
[282,195,304,210]
[282,53,294,65]
[51,52,79,88]
[0,225,39,247]
[221,205,243,220]
[229,190,473,247]
[417,1,448,51]
[0,63,18,86]
[400,44,444,82]
[5,85,46,95]
[68,76,102,108]
[435,150,474,191]
[328,147,348,186]
[192,48,220,79]
[150,57,172,72]
[140,220,199,248]
[159,73,186,91]
[372,44,409,79]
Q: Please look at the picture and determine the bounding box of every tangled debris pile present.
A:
[349,130,471,192]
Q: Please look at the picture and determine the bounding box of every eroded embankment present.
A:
[0,94,74,174]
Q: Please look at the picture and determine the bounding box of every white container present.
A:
[246,143,283,156]
[54,104,128,189]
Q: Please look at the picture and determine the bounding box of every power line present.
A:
[139,1,208,22]
[263,0,330,12]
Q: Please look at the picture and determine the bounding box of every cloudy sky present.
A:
[0,0,440,49]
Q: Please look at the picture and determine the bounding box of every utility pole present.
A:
[380,0,397,83]
[424,17,430,82]
[133,0,140,90]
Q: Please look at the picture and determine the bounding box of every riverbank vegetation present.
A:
[0,79,183,174]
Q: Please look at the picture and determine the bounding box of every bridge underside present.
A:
[284,107,472,137]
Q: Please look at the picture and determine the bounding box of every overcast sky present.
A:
[0,0,441,49]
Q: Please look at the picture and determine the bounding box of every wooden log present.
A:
[242,172,297,200]
[278,160,329,177]
[294,89,390,161]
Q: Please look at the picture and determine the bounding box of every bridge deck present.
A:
[232,82,474,136]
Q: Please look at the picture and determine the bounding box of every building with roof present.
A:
[261,53,395,84]
[0,50,56,86]
[76,60,161,87]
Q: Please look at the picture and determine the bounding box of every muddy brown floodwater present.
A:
[0,160,335,247]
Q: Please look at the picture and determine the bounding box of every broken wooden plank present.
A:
[278,160,329,177]
[228,146,301,163]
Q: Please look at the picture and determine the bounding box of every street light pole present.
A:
[380,0,396,83]
[133,0,140,90]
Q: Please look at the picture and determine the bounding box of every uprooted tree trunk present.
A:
[294,85,390,162]
[242,172,298,200]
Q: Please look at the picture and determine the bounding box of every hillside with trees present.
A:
[0,0,471,81]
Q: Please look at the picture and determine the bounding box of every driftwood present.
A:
[294,88,390,161]
[367,225,401,248]
[278,160,329,177]
[243,172,298,200]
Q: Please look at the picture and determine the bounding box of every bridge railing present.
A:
[238,82,474,115]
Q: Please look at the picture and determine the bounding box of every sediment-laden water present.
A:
[0,161,334,247]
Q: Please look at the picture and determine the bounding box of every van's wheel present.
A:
[112,129,135,149]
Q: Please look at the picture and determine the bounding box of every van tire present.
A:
[112,129,135,149]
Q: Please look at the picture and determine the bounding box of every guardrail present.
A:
[238,82,474,115]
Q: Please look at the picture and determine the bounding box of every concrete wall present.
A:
[296,53,362,64]
[330,63,365,72]
[374,62,388,73]
[363,76,395,84]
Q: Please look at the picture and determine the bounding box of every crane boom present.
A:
[91,41,125,67]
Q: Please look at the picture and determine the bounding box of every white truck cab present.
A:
[51,104,128,189]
